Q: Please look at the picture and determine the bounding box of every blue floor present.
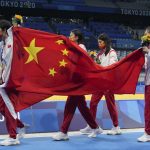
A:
[0,132,150,150]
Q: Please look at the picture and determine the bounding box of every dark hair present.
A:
[71,29,84,44]
[98,33,111,56]
[0,19,11,31]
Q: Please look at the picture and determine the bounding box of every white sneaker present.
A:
[88,127,103,138]
[107,126,122,135]
[0,137,20,146]
[138,133,150,142]
[80,125,92,134]
[17,123,30,139]
[52,132,69,141]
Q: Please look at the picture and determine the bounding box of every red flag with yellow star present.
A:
[6,27,144,111]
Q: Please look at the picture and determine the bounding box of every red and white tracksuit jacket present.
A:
[0,28,24,139]
[90,48,119,127]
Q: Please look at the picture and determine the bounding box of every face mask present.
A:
[99,44,106,50]
[98,39,106,50]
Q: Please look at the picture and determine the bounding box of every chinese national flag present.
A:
[6,27,144,111]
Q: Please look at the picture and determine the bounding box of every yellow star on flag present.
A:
[24,38,44,64]
[61,49,69,56]
[59,59,67,67]
[56,40,64,45]
[49,68,57,77]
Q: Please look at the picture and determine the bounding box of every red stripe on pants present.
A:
[0,90,51,139]
[145,85,150,135]
[0,97,24,139]
[90,92,118,127]
[61,95,98,133]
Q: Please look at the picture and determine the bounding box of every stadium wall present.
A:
[0,88,145,134]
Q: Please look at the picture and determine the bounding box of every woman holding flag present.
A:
[80,33,121,135]
[0,18,27,146]
[138,26,150,142]
[52,29,102,141]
